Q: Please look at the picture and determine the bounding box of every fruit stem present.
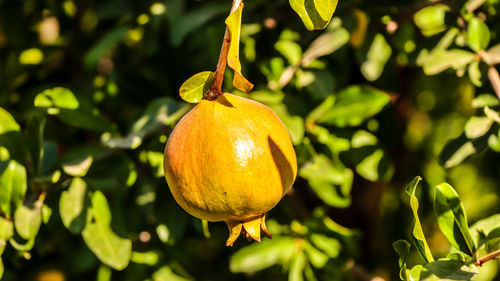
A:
[208,0,242,99]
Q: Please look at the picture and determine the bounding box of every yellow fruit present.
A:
[163,93,297,246]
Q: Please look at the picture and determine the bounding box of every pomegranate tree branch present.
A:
[475,249,500,266]
[209,0,242,98]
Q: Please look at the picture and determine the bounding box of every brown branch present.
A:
[208,0,241,99]
[475,249,500,266]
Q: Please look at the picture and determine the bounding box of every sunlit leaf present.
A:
[153,265,193,281]
[470,214,500,245]
[0,160,27,217]
[289,251,306,281]
[314,86,390,127]
[230,237,298,273]
[309,234,340,258]
[270,104,304,145]
[468,17,490,52]
[179,71,214,103]
[433,183,476,256]
[472,94,499,108]
[14,200,43,240]
[440,133,489,168]
[468,60,482,87]
[483,44,500,65]
[393,240,410,281]
[0,217,13,240]
[289,0,339,31]
[413,4,449,36]
[225,2,254,93]
[275,40,302,66]
[60,177,88,233]
[406,176,434,263]
[361,34,392,81]
[34,87,79,110]
[82,191,132,270]
[422,49,475,75]
[63,155,93,177]
[0,108,26,162]
[464,117,493,139]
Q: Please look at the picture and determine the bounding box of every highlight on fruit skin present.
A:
[163,93,297,246]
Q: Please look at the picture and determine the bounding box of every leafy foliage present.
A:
[0,0,499,280]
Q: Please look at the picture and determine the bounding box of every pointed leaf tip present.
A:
[225,2,254,93]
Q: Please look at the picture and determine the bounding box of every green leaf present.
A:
[289,0,339,31]
[439,133,489,168]
[230,237,298,273]
[104,98,188,149]
[275,40,302,66]
[309,234,340,258]
[468,17,490,52]
[289,251,306,281]
[270,104,304,145]
[153,265,193,281]
[409,265,423,281]
[468,60,482,87]
[60,177,88,233]
[361,34,392,81]
[0,217,13,240]
[464,116,493,139]
[484,106,500,123]
[34,87,79,110]
[483,44,500,65]
[300,155,353,208]
[406,176,434,263]
[413,4,449,36]
[34,88,113,132]
[0,108,26,162]
[14,200,43,240]
[26,114,45,176]
[315,86,390,127]
[131,251,159,266]
[301,27,350,66]
[393,240,411,281]
[470,214,500,245]
[419,259,478,281]
[354,148,394,182]
[422,49,475,75]
[472,94,499,108]
[179,71,214,103]
[0,160,28,217]
[225,2,254,93]
[304,242,328,268]
[82,191,132,270]
[433,183,476,256]
[84,26,128,67]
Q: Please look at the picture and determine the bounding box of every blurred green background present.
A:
[0,0,499,280]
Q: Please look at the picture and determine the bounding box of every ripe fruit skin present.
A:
[164,93,297,245]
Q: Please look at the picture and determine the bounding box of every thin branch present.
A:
[475,249,500,266]
[208,0,241,99]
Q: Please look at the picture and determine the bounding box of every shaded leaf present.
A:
[60,177,88,233]
[26,114,45,175]
[434,183,475,256]
[406,176,434,263]
[440,133,490,168]
[393,240,411,281]
[179,71,214,103]
[470,214,500,245]
[84,26,128,67]
[230,237,298,273]
[300,155,353,208]
[82,191,132,270]
[468,17,490,52]
[225,2,253,93]
[419,259,478,281]
[289,0,339,31]
[104,98,188,149]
